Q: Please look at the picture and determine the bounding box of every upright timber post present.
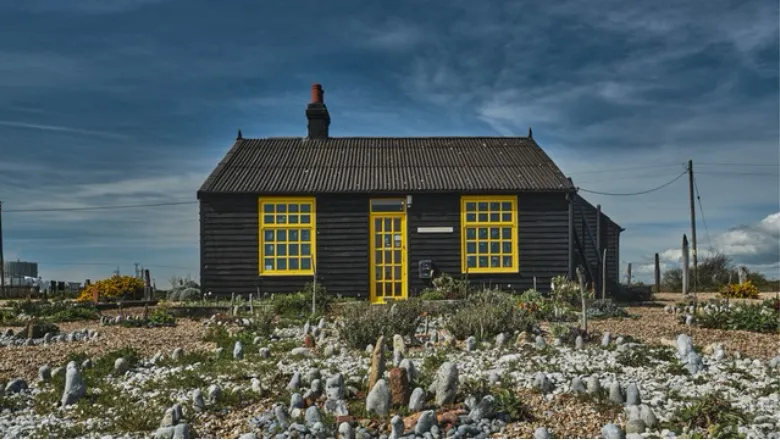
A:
[688,159,698,313]
[682,234,690,296]
[567,192,575,280]
[596,204,602,296]
[654,253,661,294]
[0,200,4,298]
[601,248,607,300]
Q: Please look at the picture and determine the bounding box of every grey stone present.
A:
[303,321,311,335]
[415,410,438,435]
[172,423,191,439]
[290,393,305,409]
[171,347,184,360]
[390,415,404,439]
[464,394,478,411]
[160,407,178,428]
[393,334,406,355]
[393,349,404,367]
[365,344,374,354]
[768,356,780,369]
[5,378,26,394]
[535,335,546,349]
[275,404,291,427]
[214,348,224,358]
[38,366,51,382]
[685,315,694,326]
[305,406,322,425]
[399,359,417,385]
[82,359,93,369]
[586,376,601,395]
[625,383,641,406]
[233,341,244,360]
[676,334,693,359]
[172,403,183,423]
[615,336,625,346]
[435,362,459,405]
[408,387,426,412]
[468,395,496,421]
[465,336,477,352]
[114,358,130,375]
[251,378,263,393]
[239,434,258,439]
[366,379,391,416]
[570,377,586,394]
[338,422,355,439]
[601,332,611,347]
[488,372,500,385]
[325,374,345,400]
[207,384,221,404]
[640,405,657,428]
[304,378,323,401]
[609,381,624,404]
[626,419,646,434]
[686,352,705,375]
[311,421,327,437]
[495,333,508,348]
[323,344,335,358]
[553,338,562,347]
[305,368,322,384]
[575,335,584,350]
[51,366,64,379]
[288,372,302,392]
[259,347,271,358]
[192,389,205,412]
[601,423,624,439]
[291,347,313,357]
[323,398,349,416]
[153,427,175,439]
[534,427,550,439]
[61,362,86,406]
[533,372,554,394]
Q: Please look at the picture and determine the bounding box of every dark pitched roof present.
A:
[198,137,574,194]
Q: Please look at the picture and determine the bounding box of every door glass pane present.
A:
[385,251,392,264]
[467,256,477,268]
[490,213,500,222]
[376,267,382,281]
[384,234,392,247]
[394,282,402,296]
[375,234,382,248]
[466,241,476,253]
[264,230,275,241]
[465,202,476,211]
[501,213,512,222]
[375,251,382,264]
[301,229,311,241]
[374,218,382,231]
[466,213,476,222]
[478,228,488,239]
[300,204,311,213]
[276,244,287,256]
[288,215,299,224]
[502,256,513,267]
[501,228,511,239]
[489,202,500,210]
[478,202,488,211]
[490,256,500,267]
[393,218,401,231]
[276,214,286,223]
[393,266,401,279]
[501,202,511,210]
[375,283,383,296]
[263,215,274,224]
[393,250,401,264]
[478,213,488,222]
[502,242,512,253]
[384,218,391,230]
[466,228,476,239]
[490,242,499,253]
[385,267,393,281]
[490,228,500,239]
[300,214,311,224]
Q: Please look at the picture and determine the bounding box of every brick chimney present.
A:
[306,83,330,139]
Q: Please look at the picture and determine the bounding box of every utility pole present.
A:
[134,263,140,279]
[688,160,698,310]
[0,200,4,298]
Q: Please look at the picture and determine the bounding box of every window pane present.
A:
[289,258,299,270]
[501,202,511,210]
[263,215,274,224]
[375,283,383,296]
[264,244,275,256]
[264,230,274,241]
[478,202,488,211]
[502,242,512,253]
[289,244,299,256]
[263,204,274,213]
[490,256,500,267]
[375,234,382,248]
[288,204,299,213]
[385,251,392,264]
[289,215,299,224]
[393,266,401,279]
[276,214,286,223]
[275,204,287,213]
[478,242,488,253]
[263,258,274,270]
[467,256,477,268]
[465,202,476,211]
[276,244,287,256]
[490,228,500,239]
[300,215,311,224]
[301,244,311,256]
[466,213,476,222]
[478,213,488,222]
[276,258,287,270]
[393,218,401,231]
[289,229,299,241]
[501,228,511,239]
[502,256,513,267]
[394,282,402,296]
[276,230,287,241]
[301,229,311,241]
[478,256,488,267]
[501,213,512,222]
[478,228,488,239]
[300,204,311,213]
[490,242,500,253]
[466,241,476,253]
[394,250,401,264]
[489,202,500,210]
[490,213,500,222]
[385,267,393,281]
[375,251,382,264]
[384,234,392,247]
[301,258,311,270]
[466,228,476,239]
[384,218,391,230]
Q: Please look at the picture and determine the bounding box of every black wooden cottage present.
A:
[198,84,623,303]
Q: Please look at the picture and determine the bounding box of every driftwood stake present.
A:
[576,266,587,334]
[682,235,690,296]
[601,248,607,300]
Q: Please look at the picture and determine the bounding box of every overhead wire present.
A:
[576,169,688,196]
[3,201,197,213]
[693,175,715,255]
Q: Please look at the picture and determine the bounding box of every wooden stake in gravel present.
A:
[601,248,607,300]
[682,234,690,296]
[576,266,587,334]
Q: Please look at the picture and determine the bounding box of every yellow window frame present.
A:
[460,195,519,274]
[258,196,316,276]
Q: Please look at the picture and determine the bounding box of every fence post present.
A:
[654,253,661,294]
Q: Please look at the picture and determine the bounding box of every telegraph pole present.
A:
[688,160,698,303]
[0,200,5,297]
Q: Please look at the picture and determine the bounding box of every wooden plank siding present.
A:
[199,191,602,298]
[573,194,622,290]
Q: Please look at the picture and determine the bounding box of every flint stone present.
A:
[495,333,508,348]
[535,335,546,349]
[575,335,584,350]
[676,334,693,359]
[326,374,345,400]
[305,406,322,425]
[587,376,601,395]
[153,427,175,439]
[287,372,302,392]
[399,359,417,385]
[214,348,224,358]
[570,377,586,394]
[339,422,355,439]
[233,341,244,360]
[392,349,404,367]
[39,366,52,382]
[686,352,705,375]
[601,332,611,347]
[114,358,130,375]
[61,362,86,406]
[533,372,554,394]
[464,395,477,411]
[367,379,391,416]
[171,348,184,360]
[465,336,477,351]
[390,415,404,439]
[553,338,562,347]
[207,384,221,404]
[435,362,459,405]
[488,372,500,385]
[626,419,646,434]
[408,387,426,412]
[640,405,657,428]
[192,389,205,412]
[291,347,312,357]
[415,410,438,435]
[323,344,335,358]
[5,378,26,394]
[172,423,191,439]
[393,334,406,355]
[602,423,624,439]
[275,404,291,427]
[368,336,386,392]
[239,434,257,439]
[468,395,496,421]
[305,368,322,384]
[534,427,550,439]
[365,344,373,354]
[323,398,349,416]
[290,393,305,409]
[625,383,641,406]
[251,378,262,393]
[82,359,93,369]
[303,321,311,335]
[609,381,624,404]
[160,407,178,428]
[51,366,64,378]
[615,336,625,346]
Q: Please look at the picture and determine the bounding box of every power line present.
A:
[4,200,197,213]
[576,171,685,185]
[696,171,779,176]
[693,176,715,255]
[569,163,684,175]
[697,162,779,167]
[576,170,688,196]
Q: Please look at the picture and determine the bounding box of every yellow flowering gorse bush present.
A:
[719,280,760,299]
[76,275,144,303]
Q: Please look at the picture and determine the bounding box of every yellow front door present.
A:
[369,199,408,304]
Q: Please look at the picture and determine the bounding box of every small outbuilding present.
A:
[197,84,623,303]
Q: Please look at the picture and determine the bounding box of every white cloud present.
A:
[0,120,128,140]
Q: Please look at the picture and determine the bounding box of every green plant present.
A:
[419,272,470,300]
[493,387,533,421]
[445,289,536,341]
[339,299,424,349]
[551,275,591,306]
[270,282,330,319]
[697,303,778,334]
[586,299,629,319]
[419,290,445,301]
[663,393,749,438]
[10,301,98,322]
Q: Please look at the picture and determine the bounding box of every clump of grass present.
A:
[417,349,450,390]
[339,299,424,349]
[446,289,536,341]
[616,349,652,367]
[493,387,533,421]
[663,393,749,439]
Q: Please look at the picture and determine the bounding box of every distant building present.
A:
[3,260,38,278]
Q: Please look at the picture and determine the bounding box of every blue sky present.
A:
[0,0,778,288]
